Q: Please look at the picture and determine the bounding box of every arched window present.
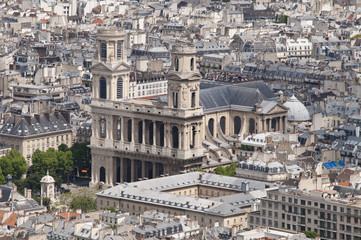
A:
[208,118,214,136]
[234,116,241,134]
[100,118,106,138]
[101,42,107,59]
[190,58,194,71]
[117,41,122,59]
[172,126,179,149]
[99,77,107,99]
[175,58,179,71]
[249,118,255,134]
[220,116,226,134]
[116,118,121,140]
[100,167,106,182]
[117,77,123,99]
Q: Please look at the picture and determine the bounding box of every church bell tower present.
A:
[91,28,130,102]
[167,44,201,110]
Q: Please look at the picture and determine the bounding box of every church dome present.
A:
[41,171,55,183]
[284,95,311,122]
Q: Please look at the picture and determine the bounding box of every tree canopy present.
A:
[0,149,27,181]
[26,147,74,193]
[70,142,91,177]
[302,230,319,238]
[214,163,237,176]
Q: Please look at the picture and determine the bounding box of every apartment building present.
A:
[249,188,361,240]
[286,38,313,59]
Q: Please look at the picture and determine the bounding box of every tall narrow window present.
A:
[249,118,255,134]
[175,58,179,71]
[191,92,196,108]
[127,119,132,142]
[172,126,179,149]
[117,77,123,99]
[234,116,241,134]
[190,58,194,71]
[101,42,107,59]
[173,92,178,108]
[117,41,122,59]
[99,77,107,99]
[208,118,214,136]
[220,116,226,134]
[100,167,106,182]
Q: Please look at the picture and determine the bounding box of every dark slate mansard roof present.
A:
[0,112,72,137]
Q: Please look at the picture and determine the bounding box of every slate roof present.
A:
[199,81,277,112]
[0,112,72,137]
[97,172,278,218]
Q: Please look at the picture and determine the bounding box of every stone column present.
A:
[107,157,112,186]
[165,122,170,148]
[108,115,113,140]
[153,121,156,146]
[278,117,283,132]
[131,159,135,182]
[120,116,124,142]
[131,118,135,143]
[142,120,145,144]
[283,116,287,132]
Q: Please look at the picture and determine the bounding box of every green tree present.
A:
[58,144,69,152]
[214,166,227,175]
[302,230,319,238]
[214,163,237,177]
[71,142,91,177]
[57,150,74,175]
[0,149,27,179]
[70,195,96,212]
[104,207,117,213]
[32,148,58,176]
[0,167,6,184]
[42,197,51,211]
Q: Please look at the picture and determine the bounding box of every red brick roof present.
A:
[60,212,80,221]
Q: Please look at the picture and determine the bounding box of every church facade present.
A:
[90,29,288,187]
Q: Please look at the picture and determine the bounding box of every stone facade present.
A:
[90,30,204,187]
[90,29,289,187]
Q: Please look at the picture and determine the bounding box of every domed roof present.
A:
[284,95,311,122]
[41,170,55,183]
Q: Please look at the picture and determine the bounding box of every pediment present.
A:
[91,61,131,73]
[266,104,288,114]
